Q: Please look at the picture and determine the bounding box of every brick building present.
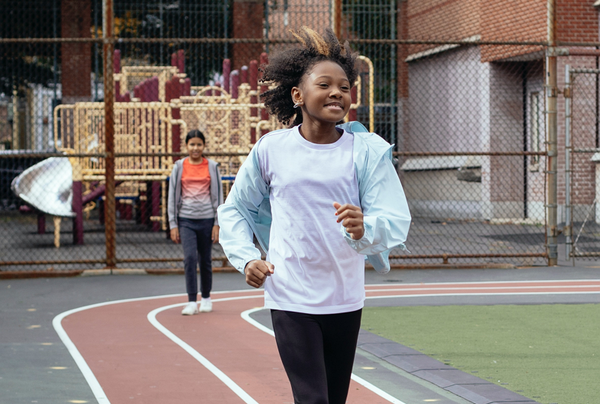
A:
[231,0,266,70]
[399,0,600,223]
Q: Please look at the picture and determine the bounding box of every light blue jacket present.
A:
[217,122,411,274]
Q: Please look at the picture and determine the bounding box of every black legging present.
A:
[178,217,213,301]
[271,308,362,404]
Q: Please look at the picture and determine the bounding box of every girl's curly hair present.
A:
[260,27,358,127]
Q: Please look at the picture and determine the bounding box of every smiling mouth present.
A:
[325,103,343,109]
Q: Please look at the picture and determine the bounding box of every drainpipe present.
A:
[564,65,572,260]
[545,0,558,266]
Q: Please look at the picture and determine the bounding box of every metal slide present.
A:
[11,157,76,218]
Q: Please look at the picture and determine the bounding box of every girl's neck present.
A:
[187,156,203,165]
[298,121,341,144]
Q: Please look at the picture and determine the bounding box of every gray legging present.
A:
[178,217,214,301]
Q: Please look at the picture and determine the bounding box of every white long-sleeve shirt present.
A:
[257,126,364,314]
[218,122,412,315]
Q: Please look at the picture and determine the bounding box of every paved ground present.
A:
[1,262,599,404]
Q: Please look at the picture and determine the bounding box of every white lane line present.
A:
[366,291,600,300]
[53,311,111,404]
[240,307,408,404]
[148,295,264,404]
[349,374,408,404]
[52,293,186,404]
[52,291,259,404]
[366,279,600,288]
[366,284,600,293]
[240,307,274,337]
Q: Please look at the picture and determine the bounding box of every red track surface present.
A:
[56,280,600,404]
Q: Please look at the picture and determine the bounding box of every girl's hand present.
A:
[244,260,274,288]
[170,228,180,244]
[211,225,220,243]
[333,202,364,240]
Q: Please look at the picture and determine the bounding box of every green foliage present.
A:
[0,56,55,95]
[0,1,58,94]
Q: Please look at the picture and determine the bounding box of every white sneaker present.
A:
[181,302,198,316]
[199,299,212,313]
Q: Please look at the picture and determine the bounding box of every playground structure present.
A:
[41,50,373,247]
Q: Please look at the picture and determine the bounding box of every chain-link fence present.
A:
[2,0,599,274]
[565,64,600,260]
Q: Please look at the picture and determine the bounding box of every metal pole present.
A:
[564,65,573,261]
[332,0,342,37]
[224,1,229,58]
[523,66,529,219]
[159,0,163,63]
[52,0,59,149]
[94,0,99,101]
[103,0,116,269]
[390,0,397,147]
[358,55,375,132]
[545,0,558,266]
[264,0,269,54]
[53,0,58,103]
[12,89,18,150]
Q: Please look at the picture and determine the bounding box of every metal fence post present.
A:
[103,0,116,269]
[545,0,558,266]
[332,0,342,37]
[564,65,572,260]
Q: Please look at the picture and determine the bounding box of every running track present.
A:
[53,280,600,404]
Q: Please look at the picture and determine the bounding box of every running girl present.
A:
[218,27,410,403]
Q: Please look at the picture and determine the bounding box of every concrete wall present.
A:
[405,46,488,219]
[402,168,483,219]
[485,62,525,219]
[405,46,548,221]
[406,46,488,153]
[524,61,546,222]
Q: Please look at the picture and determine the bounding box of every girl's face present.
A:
[186,136,205,160]
[292,60,352,125]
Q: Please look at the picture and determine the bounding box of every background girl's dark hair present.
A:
[259,27,358,127]
[185,129,205,144]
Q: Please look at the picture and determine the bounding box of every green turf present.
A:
[361,304,600,404]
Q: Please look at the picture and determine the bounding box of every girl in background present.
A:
[218,27,410,403]
[168,129,223,315]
